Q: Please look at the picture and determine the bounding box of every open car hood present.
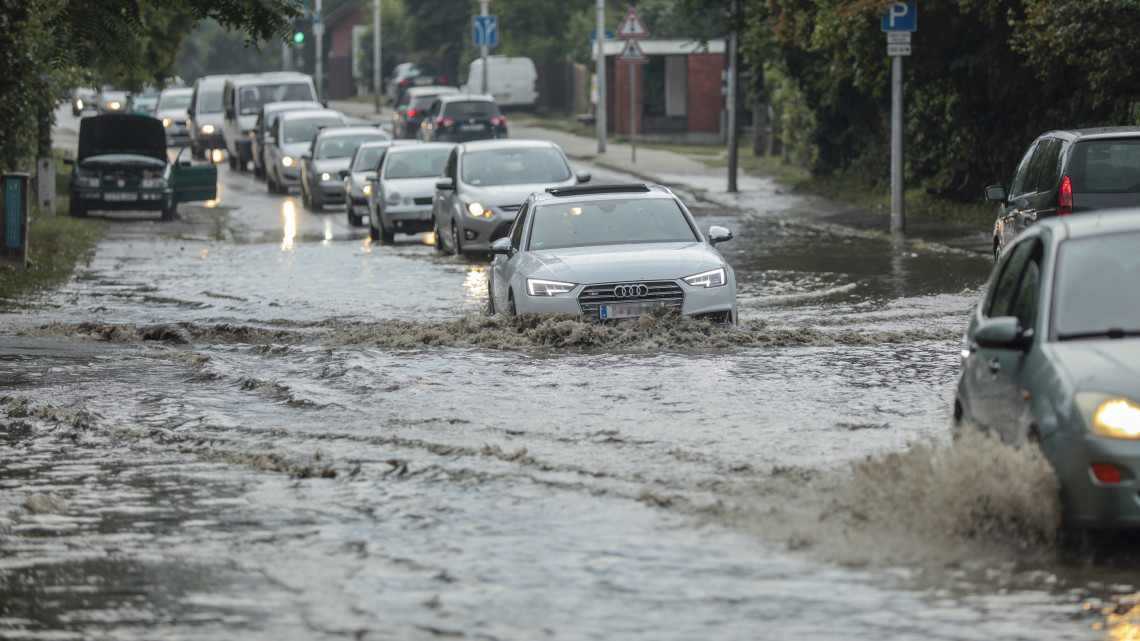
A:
[78,115,166,162]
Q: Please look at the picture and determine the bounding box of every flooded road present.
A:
[2,110,1136,640]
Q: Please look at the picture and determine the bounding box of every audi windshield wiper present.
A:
[1057,328,1140,341]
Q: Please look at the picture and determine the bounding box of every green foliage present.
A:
[355,0,412,90]
[178,19,283,82]
[0,206,106,308]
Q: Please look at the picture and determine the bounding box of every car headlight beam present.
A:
[282,156,295,167]
[467,202,492,218]
[526,278,576,297]
[1077,392,1140,438]
[201,124,215,134]
[321,172,331,181]
[362,184,372,195]
[682,267,727,288]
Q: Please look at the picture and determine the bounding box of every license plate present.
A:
[414,77,433,85]
[460,123,486,132]
[599,302,662,319]
[103,192,138,202]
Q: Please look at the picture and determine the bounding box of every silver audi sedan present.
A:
[487,184,737,324]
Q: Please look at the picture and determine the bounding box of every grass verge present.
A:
[0,201,106,309]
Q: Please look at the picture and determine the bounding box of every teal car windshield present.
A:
[528,198,698,250]
[1054,231,1140,339]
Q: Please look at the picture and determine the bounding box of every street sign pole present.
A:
[480,1,489,94]
[373,0,381,114]
[629,60,636,162]
[315,0,323,100]
[726,0,738,193]
[890,54,904,233]
[596,0,606,154]
[882,2,915,234]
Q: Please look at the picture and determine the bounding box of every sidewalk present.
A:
[329,99,992,255]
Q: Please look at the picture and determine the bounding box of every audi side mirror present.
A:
[708,226,733,245]
[576,170,591,184]
[489,237,512,255]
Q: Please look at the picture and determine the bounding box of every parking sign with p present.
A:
[881,2,917,31]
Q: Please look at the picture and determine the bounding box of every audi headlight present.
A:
[1077,392,1140,438]
[201,124,215,134]
[682,267,727,288]
[282,156,295,167]
[362,184,372,196]
[76,176,100,188]
[162,118,172,127]
[526,278,576,297]
[467,202,492,218]
[141,177,166,188]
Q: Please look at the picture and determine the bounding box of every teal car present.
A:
[955,210,1140,527]
[66,114,216,220]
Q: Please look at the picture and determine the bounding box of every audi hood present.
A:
[524,242,729,284]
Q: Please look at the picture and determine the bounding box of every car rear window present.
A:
[1053,231,1140,337]
[1068,139,1140,193]
[316,132,388,159]
[460,147,571,186]
[528,198,698,250]
[442,101,500,118]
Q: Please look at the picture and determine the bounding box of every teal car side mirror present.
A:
[975,316,1031,350]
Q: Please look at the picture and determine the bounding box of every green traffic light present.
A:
[293,31,304,43]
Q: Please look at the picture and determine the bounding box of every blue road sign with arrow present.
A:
[473,15,498,47]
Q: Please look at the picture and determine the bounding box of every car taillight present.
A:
[1059,175,1073,215]
[439,77,447,84]
[437,118,455,129]
[490,116,506,127]
[406,109,417,118]
[399,78,409,87]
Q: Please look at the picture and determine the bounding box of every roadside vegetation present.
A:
[0,207,105,309]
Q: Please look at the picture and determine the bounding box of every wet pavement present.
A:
[0,107,1137,640]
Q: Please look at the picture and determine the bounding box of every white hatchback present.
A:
[488,184,737,324]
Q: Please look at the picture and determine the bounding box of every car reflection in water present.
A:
[282,200,297,251]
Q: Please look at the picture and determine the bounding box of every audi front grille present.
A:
[577,281,685,319]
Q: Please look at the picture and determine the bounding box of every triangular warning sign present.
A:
[617,8,649,38]
[618,38,648,63]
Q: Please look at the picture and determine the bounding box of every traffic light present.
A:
[293,31,304,44]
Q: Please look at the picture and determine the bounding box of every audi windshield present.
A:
[527,198,699,250]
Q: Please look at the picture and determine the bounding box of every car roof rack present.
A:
[544,184,651,197]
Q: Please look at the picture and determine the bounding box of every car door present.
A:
[491,202,530,311]
[962,238,1040,437]
[170,152,218,203]
[434,147,459,244]
[996,140,1042,250]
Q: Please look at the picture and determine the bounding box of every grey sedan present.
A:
[367,142,453,243]
[954,209,1140,528]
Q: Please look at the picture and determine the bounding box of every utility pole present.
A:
[373,0,381,114]
[282,40,291,72]
[890,55,904,233]
[595,0,606,153]
[315,0,324,100]
[725,0,738,193]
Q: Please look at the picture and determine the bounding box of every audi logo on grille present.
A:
[613,284,649,298]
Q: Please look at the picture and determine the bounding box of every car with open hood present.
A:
[65,114,217,220]
[487,184,737,324]
[432,139,588,255]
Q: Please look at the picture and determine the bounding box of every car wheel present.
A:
[380,224,395,244]
[450,221,462,256]
[311,191,323,211]
[369,214,382,242]
[254,163,264,180]
[161,202,177,221]
[302,189,312,210]
[267,173,278,194]
[68,198,86,218]
[228,152,237,170]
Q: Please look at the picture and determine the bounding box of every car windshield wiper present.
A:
[1057,328,1140,341]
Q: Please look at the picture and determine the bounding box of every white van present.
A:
[461,56,538,108]
[222,72,318,171]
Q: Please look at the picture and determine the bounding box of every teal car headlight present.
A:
[1076,392,1140,438]
[526,278,576,297]
[682,267,727,288]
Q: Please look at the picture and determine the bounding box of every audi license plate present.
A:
[103,192,138,202]
[599,302,662,319]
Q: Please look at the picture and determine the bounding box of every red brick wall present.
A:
[687,53,722,133]
[610,59,644,135]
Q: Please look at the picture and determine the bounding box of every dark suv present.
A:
[419,94,507,143]
[986,127,1140,259]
